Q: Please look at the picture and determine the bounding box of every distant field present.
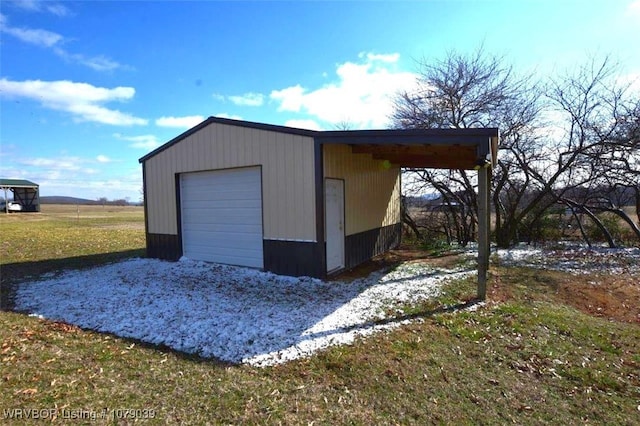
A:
[3,203,144,227]
[0,204,145,287]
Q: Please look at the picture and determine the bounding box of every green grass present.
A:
[1,204,145,264]
[1,205,145,288]
[1,207,639,424]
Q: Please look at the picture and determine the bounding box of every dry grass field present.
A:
[1,205,639,424]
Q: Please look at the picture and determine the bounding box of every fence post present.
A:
[477,167,490,300]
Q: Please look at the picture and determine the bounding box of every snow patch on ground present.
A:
[495,244,640,275]
[14,258,473,366]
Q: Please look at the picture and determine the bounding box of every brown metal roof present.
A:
[139,117,498,170]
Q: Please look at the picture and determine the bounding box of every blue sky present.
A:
[1,0,639,201]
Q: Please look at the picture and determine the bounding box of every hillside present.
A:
[39,196,98,205]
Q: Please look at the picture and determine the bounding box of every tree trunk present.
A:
[568,206,591,248]
[561,198,617,248]
[495,218,518,248]
[403,212,423,240]
[634,186,640,228]
[401,197,423,240]
[601,208,640,243]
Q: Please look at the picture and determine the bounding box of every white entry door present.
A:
[325,178,345,273]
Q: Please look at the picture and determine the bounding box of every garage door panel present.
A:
[182,199,261,210]
[183,241,262,263]
[183,209,262,228]
[182,231,262,249]
[184,248,263,268]
[183,174,259,188]
[191,252,263,269]
[180,167,263,268]
[184,248,263,262]
[181,222,262,234]
[182,211,259,223]
[185,242,262,256]
[181,189,261,202]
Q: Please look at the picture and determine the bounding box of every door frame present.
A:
[325,178,345,273]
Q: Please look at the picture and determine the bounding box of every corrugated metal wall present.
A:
[323,144,401,236]
[144,122,316,241]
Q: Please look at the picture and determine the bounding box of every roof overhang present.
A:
[0,179,39,189]
[139,117,499,170]
[316,128,499,170]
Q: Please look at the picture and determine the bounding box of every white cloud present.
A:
[271,85,305,111]
[228,92,265,107]
[12,0,71,16]
[214,113,242,120]
[113,133,161,149]
[0,15,63,47]
[361,52,400,63]
[53,48,127,72]
[4,153,142,201]
[627,0,640,17]
[155,115,205,129]
[284,119,322,131]
[618,72,640,96]
[38,175,142,200]
[0,78,147,126]
[22,157,82,170]
[12,0,40,12]
[212,93,226,102]
[45,3,70,17]
[0,14,126,71]
[19,156,105,176]
[270,53,417,129]
[83,56,124,72]
[213,92,265,107]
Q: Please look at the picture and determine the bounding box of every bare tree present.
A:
[393,47,541,246]
[97,196,108,207]
[333,120,355,131]
[394,50,640,248]
[540,59,640,246]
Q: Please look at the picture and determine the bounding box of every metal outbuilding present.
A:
[139,117,498,297]
[0,179,40,212]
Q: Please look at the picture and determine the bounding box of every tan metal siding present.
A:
[144,123,316,241]
[323,144,401,236]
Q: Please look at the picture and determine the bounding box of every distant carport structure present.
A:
[0,179,40,212]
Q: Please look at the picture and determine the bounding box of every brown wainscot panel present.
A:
[345,223,402,269]
[146,233,182,260]
[263,240,325,278]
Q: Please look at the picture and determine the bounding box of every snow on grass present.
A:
[15,244,635,366]
[495,244,640,275]
[13,258,473,366]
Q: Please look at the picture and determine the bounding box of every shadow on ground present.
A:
[0,249,145,310]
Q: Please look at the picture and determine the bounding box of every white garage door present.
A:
[180,167,263,268]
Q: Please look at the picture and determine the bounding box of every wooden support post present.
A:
[477,166,490,300]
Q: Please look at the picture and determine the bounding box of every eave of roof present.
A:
[0,178,39,188]
[138,117,499,170]
[139,117,318,163]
